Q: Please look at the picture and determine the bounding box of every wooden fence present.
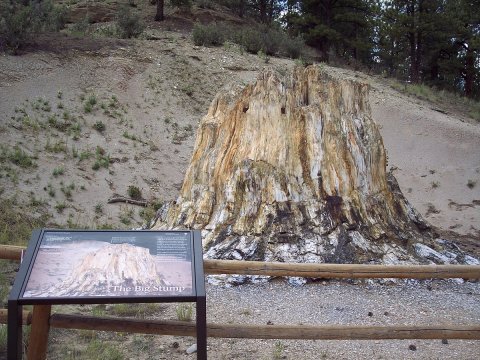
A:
[1,244,479,359]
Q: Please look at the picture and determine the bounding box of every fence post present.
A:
[27,305,52,360]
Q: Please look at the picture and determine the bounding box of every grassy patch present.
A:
[52,166,65,177]
[92,146,110,170]
[45,139,67,153]
[0,198,48,246]
[107,303,163,319]
[391,81,480,121]
[0,145,36,168]
[176,303,193,322]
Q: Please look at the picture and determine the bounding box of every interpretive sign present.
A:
[8,229,207,359]
[22,230,195,299]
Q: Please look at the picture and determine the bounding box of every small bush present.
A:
[0,198,48,246]
[467,180,476,189]
[85,339,125,360]
[116,6,144,39]
[52,167,64,177]
[84,102,93,113]
[0,0,66,52]
[282,36,306,59]
[176,303,193,322]
[197,0,214,9]
[87,94,97,106]
[93,121,106,133]
[192,22,225,46]
[235,27,263,54]
[9,146,35,168]
[55,201,67,213]
[0,1,33,51]
[171,0,192,9]
[192,22,306,59]
[127,185,142,200]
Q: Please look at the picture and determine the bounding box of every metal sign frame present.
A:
[8,229,206,359]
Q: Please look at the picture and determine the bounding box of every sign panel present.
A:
[21,230,195,300]
[9,229,207,360]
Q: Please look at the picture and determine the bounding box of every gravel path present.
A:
[42,279,480,359]
[199,279,480,360]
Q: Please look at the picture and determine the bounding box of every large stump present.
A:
[152,66,473,265]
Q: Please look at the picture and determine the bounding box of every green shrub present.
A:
[116,6,144,39]
[92,146,110,170]
[171,0,192,9]
[235,27,263,54]
[192,22,306,59]
[197,0,214,9]
[0,0,66,52]
[0,1,32,51]
[93,121,106,133]
[85,339,124,360]
[52,166,64,177]
[282,35,306,59]
[127,185,142,200]
[0,197,47,247]
[176,303,193,321]
[261,27,282,55]
[192,22,226,46]
[9,146,35,168]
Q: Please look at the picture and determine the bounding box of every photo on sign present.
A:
[22,231,194,298]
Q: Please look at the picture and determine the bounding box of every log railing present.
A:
[2,245,480,279]
[1,244,479,359]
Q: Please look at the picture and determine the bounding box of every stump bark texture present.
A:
[153,66,447,264]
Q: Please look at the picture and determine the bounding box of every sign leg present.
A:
[7,300,22,360]
[196,297,207,360]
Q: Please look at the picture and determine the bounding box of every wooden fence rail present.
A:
[47,315,480,340]
[203,259,480,279]
[1,312,478,340]
[2,245,480,279]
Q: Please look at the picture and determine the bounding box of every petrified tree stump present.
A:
[152,66,472,265]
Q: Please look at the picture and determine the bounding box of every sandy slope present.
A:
[0,32,479,252]
[370,82,480,246]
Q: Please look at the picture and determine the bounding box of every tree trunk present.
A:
[429,54,439,82]
[155,0,164,22]
[238,0,245,18]
[408,0,421,83]
[259,0,267,23]
[409,32,420,82]
[464,45,475,98]
[152,66,444,265]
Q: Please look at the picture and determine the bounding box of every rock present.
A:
[414,243,452,264]
[186,343,197,355]
[368,311,373,317]
[463,255,480,265]
[409,344,417,351]
[287,277,307,286]
[152,65,471,265]
[442,339,449,345]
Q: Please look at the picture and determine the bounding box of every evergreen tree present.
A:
[295,0,377,62]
